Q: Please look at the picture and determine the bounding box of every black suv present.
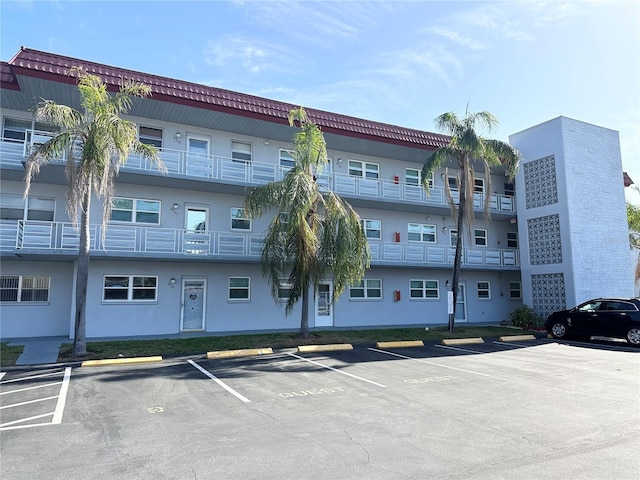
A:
[545,298,640,346]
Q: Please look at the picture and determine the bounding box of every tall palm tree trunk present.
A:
[300,282,310,338]
[73,189,91,357]
[450,162,467,332]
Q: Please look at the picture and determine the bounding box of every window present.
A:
[361,219,381,239]
[103,275,157,302]
[507,232,518,248]
[279,149,295,169]
[111,197,160,224]
[139,126,163,148]
[232,141,252,163]
[408,223,436,243]
[277,280,293,300]
[348,160,379,179]
[229,277,250,300]
[509,282,522,299]
[504,182,515,197]
[405,169,432,188]
[0,275,50,302]
[474,229,487,247]
[474,178,485,194]
[410,280,439,299]
[231,207,251,230]
[2,117,58,143]
[447,176,458,192]
[449,230,458,247]
[349,279,382,299]
[477,281,490,299]
[0,194,55,221]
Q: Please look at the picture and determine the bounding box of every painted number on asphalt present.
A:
[279,387,345,398]
[147,406,165,414]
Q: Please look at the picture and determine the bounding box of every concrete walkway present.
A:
[6,337,67,365]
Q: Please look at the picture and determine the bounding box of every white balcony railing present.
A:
[1,220,519,267]
[1,135,516,214]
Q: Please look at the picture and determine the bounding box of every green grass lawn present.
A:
[1,342,24,367]
[56,326,540,362]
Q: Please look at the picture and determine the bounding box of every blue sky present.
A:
[2,0,639,202]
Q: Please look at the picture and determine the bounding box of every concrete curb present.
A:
[207,348,273,359]
[441,337,484,346]
[298,344,353,353]
[498,334,537,342]
[375,340,424,349]
[81,356,163,367]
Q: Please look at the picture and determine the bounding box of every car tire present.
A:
[550,321,568,339]
[626,327,640,346]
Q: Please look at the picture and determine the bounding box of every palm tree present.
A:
[421,110,520,332]
[245,107,370,337]
[627,189,640,293]
[24,68,165,357]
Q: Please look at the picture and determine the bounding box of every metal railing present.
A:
[1,135,516,213]
[1,220,519,267]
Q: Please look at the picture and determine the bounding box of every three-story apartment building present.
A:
[1,48,524,339]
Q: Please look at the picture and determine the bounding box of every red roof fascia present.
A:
[7,47,449,151]
[0,61,21,91]
[624,171,634,187]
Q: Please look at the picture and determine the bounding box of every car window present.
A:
[577,301,602,312]
[602,301,637,311]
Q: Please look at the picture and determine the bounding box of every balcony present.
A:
[1,135,516,214]
[1,220,519,268]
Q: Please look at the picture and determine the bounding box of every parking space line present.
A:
[0,370,66,385]
[435,344,486,355]
[369,348,491,377]
[187,360,251,403]
[52,367,71,424]
[493,341,532,348]
[0,372,5,381]
[0,381,63,396]
[286,352,387,387]
[0,395,59,410]
[0,412,54,430]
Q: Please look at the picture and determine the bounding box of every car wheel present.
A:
[550,321,568,339]
[626,327,640,346]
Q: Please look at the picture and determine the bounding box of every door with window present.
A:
[315,281,333,327]
[184,206,209,254]
[186,137,211,176]
[455,283,467,322]
[181,279,206,331]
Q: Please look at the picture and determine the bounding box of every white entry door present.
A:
[181,279,206,331]
[455,283,467,322]
[315,281,333,327]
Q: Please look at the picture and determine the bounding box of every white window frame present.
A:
[450,230,458,247]
[349,279,382,299]
[507,232,518,249]
[474,178,485,194]
[509,281,522,299]
[228,277,250,301]
[230,207,251,231]
[477,281,491,299]
[0,194,55,221]
[138,126,163,148]
[408,223,436,243]
[447,176,459,192]
[102,275,158,302]
[2,117,58,143]
[474,229,487,247]
[504,182,515,197]
[232,141,252,163]
[111,197,161,225]
[361,219,381,239]
[277,279,293,301]
[409,279,439,300]
[0,275,50,303]
[279,149,295,169]
[348,159,379,179]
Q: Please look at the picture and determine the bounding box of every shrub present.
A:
[509,305,542,328]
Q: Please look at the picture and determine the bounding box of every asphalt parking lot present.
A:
[1,337,639,480]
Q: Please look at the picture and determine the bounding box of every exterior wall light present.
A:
[169,278,177,288]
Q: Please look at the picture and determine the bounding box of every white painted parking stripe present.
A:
[52,367,71,424]
[435,344,487,355]
[286,352,387,387]
[369,348,491,377]
[0,370,65,385]
[0,381,63,395]
[493,341,531,348]
[0,395,59,410]
[188,360,251,403]
[0,412,54,428]
[0,372,5,381]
